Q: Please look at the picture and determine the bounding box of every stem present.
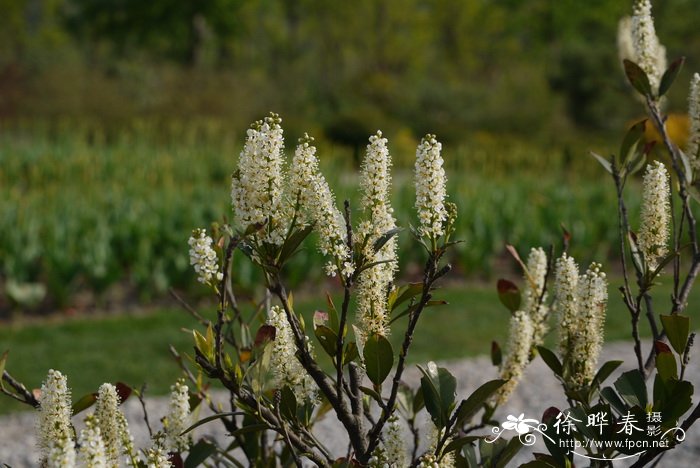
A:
[270,278,369,457]
[361,255,450,462]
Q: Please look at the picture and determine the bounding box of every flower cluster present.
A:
[415,134,448,240]
[144,434,171,468]
[368,415,406,468]
[638,161,670,270]
[188,229,223,286]
[495,248,549,405]
[554,255,608,390]
[37,369,73,459]
[688,73,700,168]
[231,113,287,244]
[267,305,318,401]
[495,311,534,406]
[34,369,195,467]
[617,16,635,65]
[78,414,108,467]
[164,379,191,453]
[631,0,667,93]
[294,136,351,278]
[416,427,455,468]
[228,116,352,277]
[356,131,398,338]
[95,383,136,466]
[523,247,549,350]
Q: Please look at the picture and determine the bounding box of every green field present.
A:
[0,122,640,315]
[1,279,687,414]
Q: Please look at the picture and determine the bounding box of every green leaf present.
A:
[418,364,457,429]
[389,282,423,312]
[72,393,98,415]
[659,380,693,423]
[343,342,358,366]
[373,227,402,253]
[589,152,612,174]
[491,341,502,367]
[660,314,690,355]
[363,334,394,386]
[314,325,339,358]
[181,412,246,435]
[656,351,678,382]
[193,329,212,359]
[359,385,384,405]
[620,120,646,169]
[279,385,297,421]
[185,439,217,468]
[537,346,563,377]
[623,59,653,97]
[494,436,524,468]
[278,225,314,265]
[600,386,628,415]
[497,279,520,313]
[659,57,685,97]
[456,379,507,425]
[592,360,623,387]
[325,292,340,332]
[614,370,647,408]
[442,436,479,455]
[679,148,694,184]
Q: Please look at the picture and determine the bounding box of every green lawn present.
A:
[1,279,695,414]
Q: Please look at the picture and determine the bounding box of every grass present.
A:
[2,278,694,414]
[0,122,631,313]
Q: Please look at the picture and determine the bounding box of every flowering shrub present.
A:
[2,1,700,466]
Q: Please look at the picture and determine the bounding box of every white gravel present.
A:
[1,341,699,467]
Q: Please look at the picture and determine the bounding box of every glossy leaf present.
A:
[419,364,457,429]
[72,393,98,415]
[373,227,402,253]
[589,152,612,174]
[181,411,246,435]
[659,57,685,97]
[343,342,358,366]
[497,279,521,313]
[314,325,339,358]
[623,59,653,97]
[388,282,423,312]
[325,292,340,332]
[592,360,623,387]
[185,439,217,468]
[537,346,563,377]
[363,334,394,385]
[115,382,132,404]
[456,379,506,425]
[614,370,647,408]
[278,225,314,265]
[620,120,646,168]
[660,314,690,355]
[254,325,276,348]
[656,351,678,382]
[279,385,297,421]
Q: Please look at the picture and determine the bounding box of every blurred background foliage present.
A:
[1,0,700,315]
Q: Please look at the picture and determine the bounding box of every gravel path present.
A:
[2,341,699,467]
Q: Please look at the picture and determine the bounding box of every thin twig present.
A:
[136,383,153,438]
[2,371,39,408]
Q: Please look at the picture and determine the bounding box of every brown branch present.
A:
[2,371,39,408]
[270,277,369,457]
